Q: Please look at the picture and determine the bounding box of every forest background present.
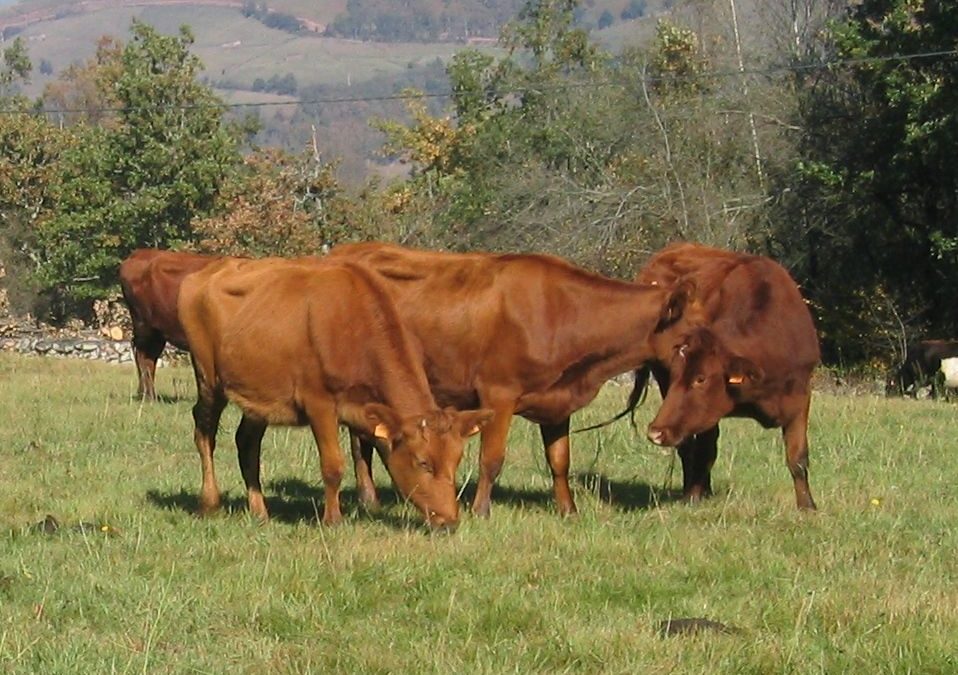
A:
[1,0,956,369]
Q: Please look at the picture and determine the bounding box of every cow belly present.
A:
[515,384,601,425]
[219,355,309,426]
[941,357,958,389]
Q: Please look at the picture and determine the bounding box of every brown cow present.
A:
[632,242,820,510]
[328,242,692,517]
[178,256,494,529]
[119,249,219,400]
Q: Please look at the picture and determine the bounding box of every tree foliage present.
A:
[193,146,351,257]
[30,21,243,311]
[776,0,958,362]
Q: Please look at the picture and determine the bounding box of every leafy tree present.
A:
[42,36,124,127]
[193,147,351,257]
[0,38,75,315]
[777,0,958,362]
[32,21,244,310]
[0,37,30,98]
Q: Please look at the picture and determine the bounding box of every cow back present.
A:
[178,256,435,423]
[119,249,219,349]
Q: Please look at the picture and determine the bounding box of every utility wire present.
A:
[1,47,955,116]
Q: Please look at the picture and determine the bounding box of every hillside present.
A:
[1,0,666,183]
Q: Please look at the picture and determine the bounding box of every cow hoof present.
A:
[197,501,221,517]
[471,502,491,519]
[357,493,382,513]
[322,513,344,527]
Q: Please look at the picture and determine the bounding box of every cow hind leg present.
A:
[306,404,346,526]
[540,419,576,516]
[471,405,515,518]
[677,425,719,502]
[782,405,817,510]
[193,390,228,516]
[133,332,166,401]
[236,415,269,520]
[350,431,381,511]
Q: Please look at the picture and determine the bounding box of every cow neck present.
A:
[555,281,667,378]
[370,333,438,417]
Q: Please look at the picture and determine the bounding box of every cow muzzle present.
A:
[647,426,676,447]
[426,514,459,534]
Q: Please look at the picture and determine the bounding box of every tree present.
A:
[193,146,351,257]
[0,37,77,316]
[32,21,244,311]
[777,0,958,362]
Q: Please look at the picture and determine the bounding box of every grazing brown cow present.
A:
[178,256,494,529]
[328,242,692,517]
[632,242,820,510]
[119,249,219,400]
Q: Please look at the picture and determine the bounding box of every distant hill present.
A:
[2,0,665,183]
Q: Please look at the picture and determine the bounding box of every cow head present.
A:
[350,403,494,530]
[647,328,764,447]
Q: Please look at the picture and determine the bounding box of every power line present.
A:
[1,47,956,116]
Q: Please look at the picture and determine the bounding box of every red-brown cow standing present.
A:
[119,249,219,400]
[633,242,820,510]
[328,242,692,517]
[178,256,494,529]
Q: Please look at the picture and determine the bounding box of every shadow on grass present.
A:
[458,474,686,514]
[128,393,190,405]
[146,478,414,532]
[573,472,686,511]
[145,473,688,531]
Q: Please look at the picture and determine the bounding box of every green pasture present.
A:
[1,354,956,673]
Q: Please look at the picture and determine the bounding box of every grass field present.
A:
[1,353,957,672]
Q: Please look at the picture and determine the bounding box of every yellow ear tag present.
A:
[728,375,744,385]
[373,423,390,439]
[465,425,482,437]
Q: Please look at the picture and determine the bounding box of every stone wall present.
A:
[0,314,186,366]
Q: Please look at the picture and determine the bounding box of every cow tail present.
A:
[572,367,652,434]
[628,366,652,426]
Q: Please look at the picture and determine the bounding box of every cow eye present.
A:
[693,375,707,387]
[415,458,433,473]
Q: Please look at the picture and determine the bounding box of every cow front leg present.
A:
[677,425,719,502]
[540,419,576,516]
[236,415,269,520]
[192,389,227,516]
[307,405,346,526]
[471,404,515,518]
[350,431,380,511]
[782,402,817,510]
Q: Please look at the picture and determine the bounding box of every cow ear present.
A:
[457,409,495,437]
[342,402,402,442]
[656,279,696,330]
[727,356,764,388]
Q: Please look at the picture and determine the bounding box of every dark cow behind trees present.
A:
[178,256,494,530]
[630,242,820,510]
[328,242,693,518]
[118,249,219,400]
[885,340,958,397]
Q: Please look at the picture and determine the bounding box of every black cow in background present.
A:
[886,340,958,398]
